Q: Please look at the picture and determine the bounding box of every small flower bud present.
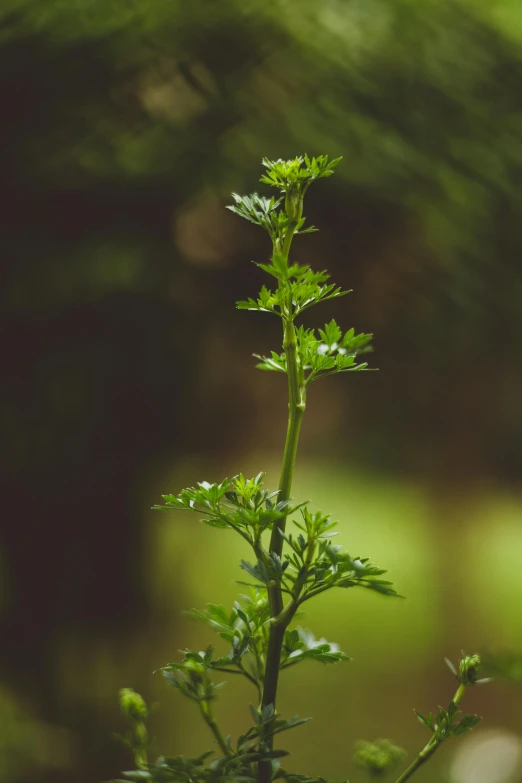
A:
[459,654,481,685]
[119,688,148,722]
[184,659,206,676]
[284,183,302,223]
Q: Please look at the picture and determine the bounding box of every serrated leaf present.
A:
[451,714,481,736]
[445,657,458,677]
[415,710,432,730]
[318,319,342,348]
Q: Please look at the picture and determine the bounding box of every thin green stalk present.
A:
[269,280,306,555]
[238,660,262,695]
[392,684,467,783]
[133,721,148,769]
[200,700,233,758]
[259,230,305,783]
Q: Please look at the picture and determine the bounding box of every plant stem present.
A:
[392,684,467,783]
[200,700,232,757]
[271,320,305,551]
[133,721,148,769]
[261,317,304,721]
[259,230,304,783]
[391,743,436,783]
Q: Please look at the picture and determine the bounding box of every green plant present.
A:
[112,156,490,783]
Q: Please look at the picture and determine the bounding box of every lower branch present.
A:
[200,701,232,757]
[392,683,468,783]
[392,743,436,783]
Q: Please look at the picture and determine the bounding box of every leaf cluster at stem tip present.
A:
[229,156,373,388]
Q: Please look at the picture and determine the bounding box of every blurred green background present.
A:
[1,0,522,781]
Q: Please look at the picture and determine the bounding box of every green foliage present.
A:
[153,473,305,550]
[228,156,340,251]
[115,689,150,770]
[414,701,481,742]
[445,653,492,686]
[159,648,225,703]
[279,509,399,602]
[255,322,372,383]
[120,689,148,723]
[387,655,492,783]
[227,194,285,245]
[281,628,349,667]
[353,739,406,777]
[112,157,488,783]
[236,273,347,319]
[190,595,268,693]
[259,156,342,191]
[115,748,277,783]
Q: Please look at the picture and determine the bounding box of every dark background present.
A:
[1,1,522,781]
